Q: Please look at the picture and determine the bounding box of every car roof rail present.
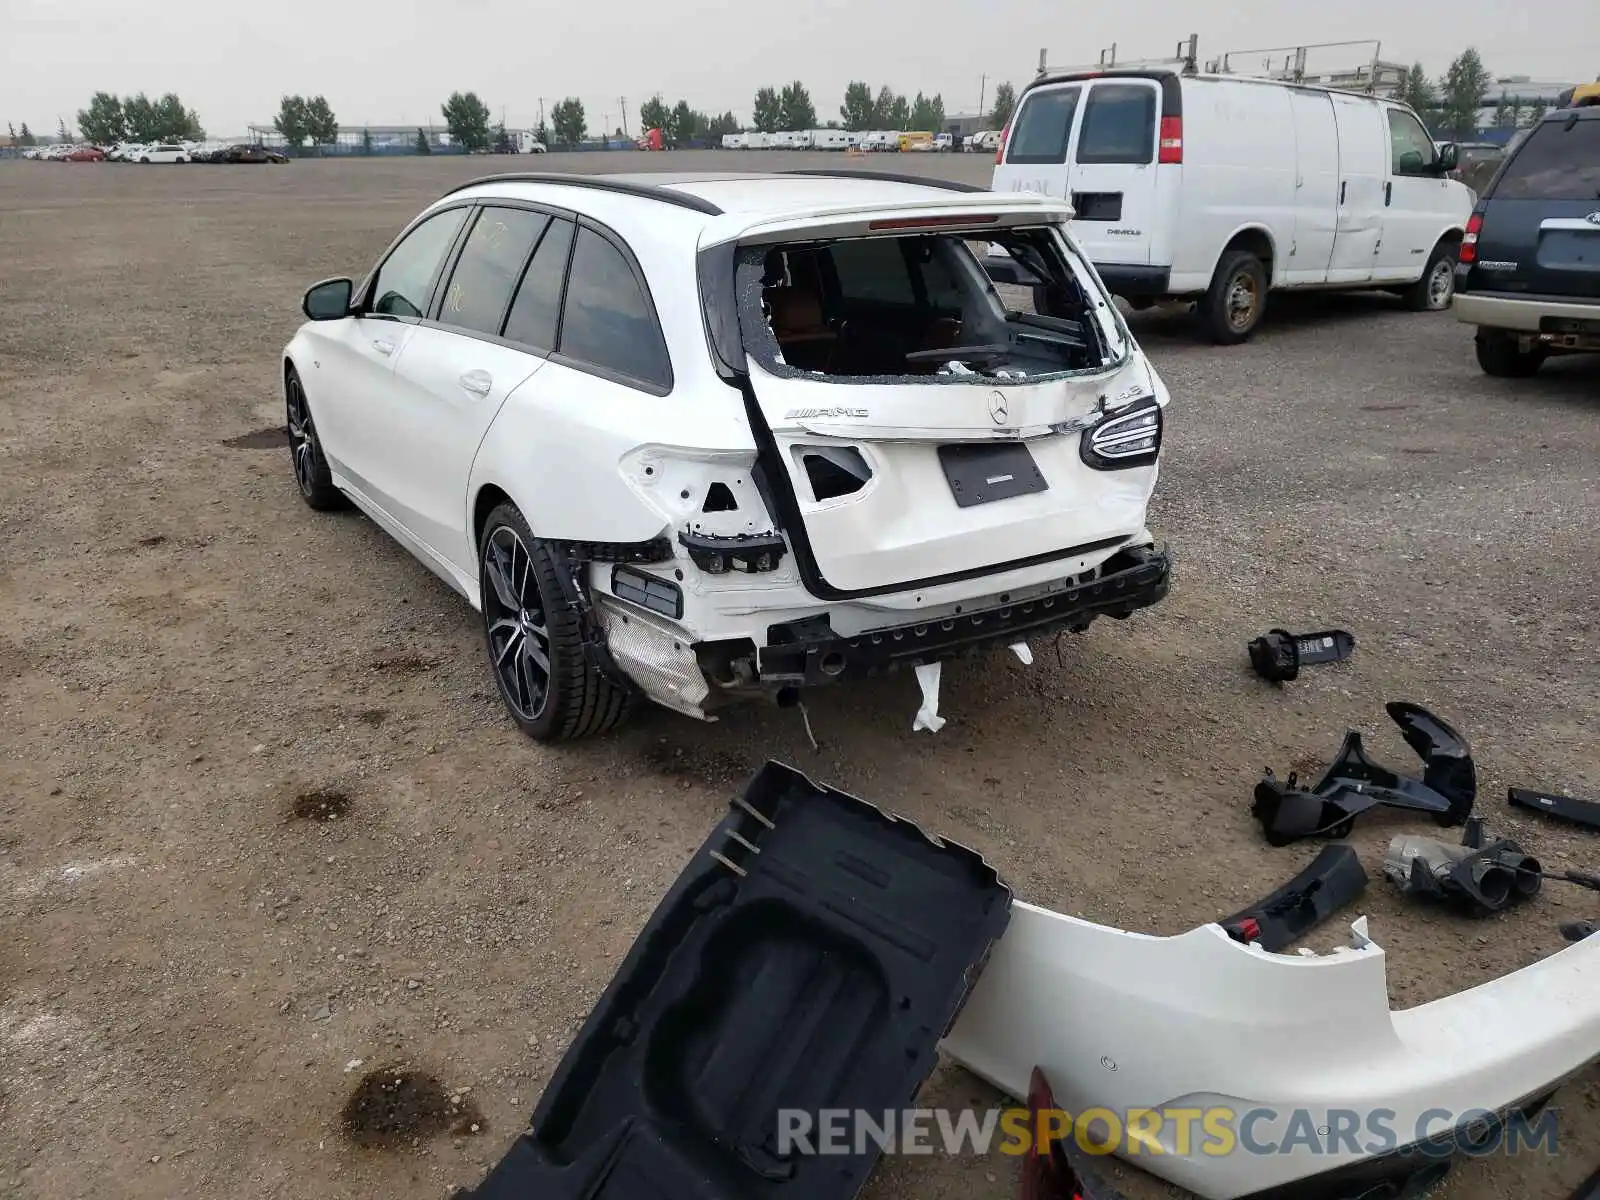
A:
[779,169,989,194]
[438,172,724,216]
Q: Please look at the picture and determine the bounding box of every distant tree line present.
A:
[1394,48,1517,139]
[33,73,1025,158]
[637,95,739,146]
[73,92,205,144]
[274,95,339,153]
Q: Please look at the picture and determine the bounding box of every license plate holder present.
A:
[938,442,1048,508]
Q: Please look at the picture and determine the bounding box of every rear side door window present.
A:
[1076,84,1157,165]
[369,207,470,319]
[502,217,575,351]
[1385,109,1438,176]
[1491,120,1600,200]
[556,226,672,391]
[1006,87,1082,164]
[436,206,550,337]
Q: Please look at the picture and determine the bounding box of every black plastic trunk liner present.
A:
[458,761,1013,1200]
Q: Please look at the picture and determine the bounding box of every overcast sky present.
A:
[2,0,1594,136]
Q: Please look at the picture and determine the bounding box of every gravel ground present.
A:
[1,152,1597,1200]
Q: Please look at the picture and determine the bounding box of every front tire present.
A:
[1475,331,1546,378]
[1200,250,1268,344]
[285,367,347,510]
[478,504,631,742]
[1403,241,1457,311]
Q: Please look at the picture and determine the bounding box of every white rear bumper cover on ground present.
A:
[940,902,1600,1199]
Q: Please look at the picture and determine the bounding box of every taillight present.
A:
[995,121,1011,165]
[1158,115,1183,164]
[1460,212,1482,264]
[1081,399,1163,470]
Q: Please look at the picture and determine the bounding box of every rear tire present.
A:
[1475,331,1546,378]
[478,504,631,742]
[1403,241,1458,311]
[1200,251,1268,344]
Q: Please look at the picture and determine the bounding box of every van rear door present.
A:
[1065,79,1163,267]
[992,82,1084,201]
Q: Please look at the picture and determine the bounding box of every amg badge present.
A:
[784,406,868,421]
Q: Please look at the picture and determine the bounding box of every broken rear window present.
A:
[738,229,1116,383]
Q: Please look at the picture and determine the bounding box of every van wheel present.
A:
[1403,242,1458,311]
[1200,251,1267,344]
[1474,331,1546,378]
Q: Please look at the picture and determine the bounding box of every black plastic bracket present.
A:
[1248,628,1356,683]
[678,528,788,574]
[1220,845,1369,952]
[1508,787,1600,832]
[1252,702,1477,845]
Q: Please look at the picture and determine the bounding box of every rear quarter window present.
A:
[1491,119,1600,201]
[1006,87,1081,165]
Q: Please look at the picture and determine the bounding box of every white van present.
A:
[989,69,1473,342]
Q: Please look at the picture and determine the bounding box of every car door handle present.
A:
[1339,181,1347,205]
[372,338,396,357]
[1384,181,1393,206]
[458,370,493,397]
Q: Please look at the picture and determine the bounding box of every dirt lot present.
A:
[1,152,1597,1200]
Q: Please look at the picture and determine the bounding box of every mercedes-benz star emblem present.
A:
[988,391,1009,425]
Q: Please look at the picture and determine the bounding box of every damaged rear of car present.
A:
[606,176,1170,724]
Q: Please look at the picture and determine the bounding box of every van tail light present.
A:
[1460,212,1483,264]
[1158,116,1183,164]
[996,121,1011,165]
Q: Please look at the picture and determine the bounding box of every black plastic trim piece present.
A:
[758,545,1171,684]
[438,172,725,215]
[455,761,1013,1200]
[554,536,674,565]
[779,168,990,193]
[1572,1161,1600,1200]
[610,566,683,619]
[1253,702,1477,846]
[696,239,747,378]
[677,528,788,574]
[1220,845,1369,953]
[1509,787,1600,831]
[1248,628,1357,684]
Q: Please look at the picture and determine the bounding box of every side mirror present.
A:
[1437,143,1460,173]
[302,277,353,321]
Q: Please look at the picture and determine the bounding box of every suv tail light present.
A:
[1080,399,1163,470]
[1460,212,1483,264]
[996,121,1011,165]
[1158,116,1183,164]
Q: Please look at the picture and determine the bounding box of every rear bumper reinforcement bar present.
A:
[758,544,1170,685]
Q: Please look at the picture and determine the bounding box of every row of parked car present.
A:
[23,141,287,163]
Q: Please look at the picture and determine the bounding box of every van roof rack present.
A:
[439,172,724,216]
[1204,39,1393,95]
[1037,35,1200,79]
[1035,36,1400,97]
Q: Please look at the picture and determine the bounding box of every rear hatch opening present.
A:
[712,217,1162,599]
[743,225,1116,381]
